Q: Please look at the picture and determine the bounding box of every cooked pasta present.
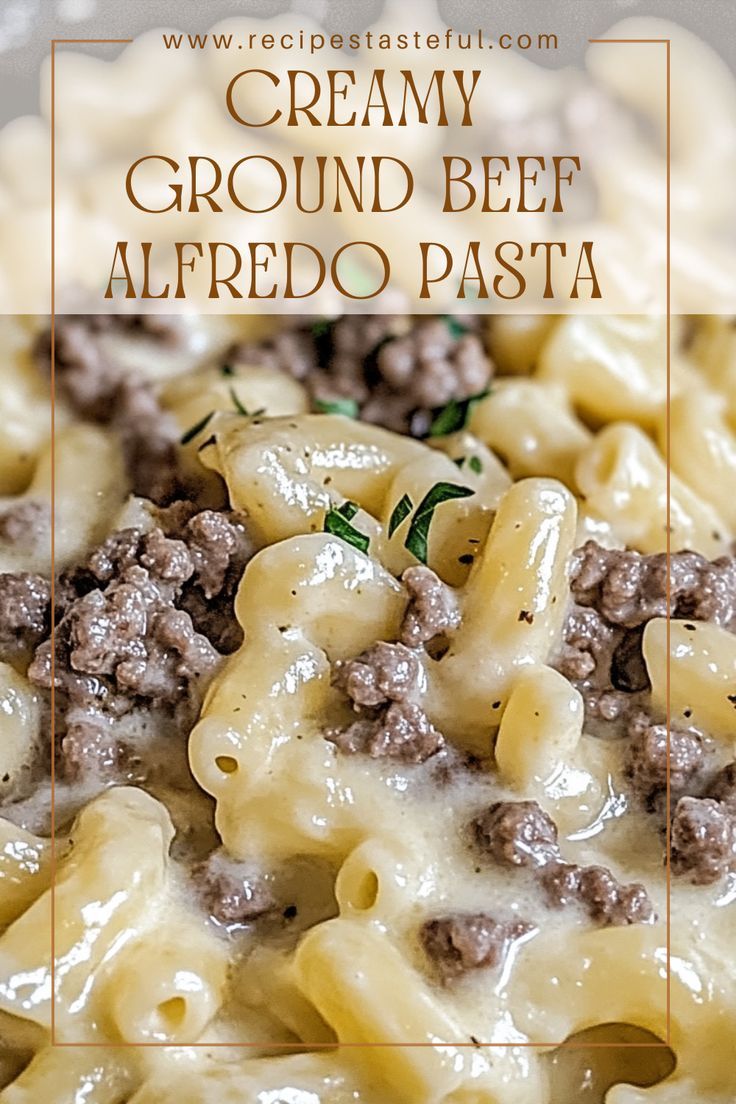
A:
[0,9,734,1104]
[0,304,730,1104]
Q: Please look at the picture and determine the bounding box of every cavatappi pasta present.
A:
[0,308,733,1104]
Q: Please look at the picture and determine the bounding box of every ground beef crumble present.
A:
[540,862,655,925]
[0,502,50,547]
[420,913,534,982]
[624,712,704,809]
[23,506,251,780]
[328,701,444,764]
[0,573,51,665]
[35,316,185,504]
[232,315,493,436]
[473,800,559,868]
[332,642,420,707]
[556,544,736,720]
[671,796,736,885]
[473,799,655,927]
[399,565,461,648]
[193,849,276,927]
[329,641,443,763]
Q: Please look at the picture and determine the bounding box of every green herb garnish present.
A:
[404,482,474,564]
[336,500,359,521]
[311,319,332,338]
[324,500,370,553]
[229,387,249,416]
[180,410,215,445]
[444,316,469,339]
[388,493,413,539]
[314,397,359,418]
[469,456,483,475]
[427,389,491,438]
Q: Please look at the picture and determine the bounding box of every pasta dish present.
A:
[0,309,733,1102]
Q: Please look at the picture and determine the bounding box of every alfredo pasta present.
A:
[0,307,731,1104]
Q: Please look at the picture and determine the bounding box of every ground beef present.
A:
[233,315,493,436]
[399,565,461,648]
[27,511,250,779]
[329,638,445,763]
[670,796,736,885]
[157,505,253,653]
[365,318,492,435]
[327,701,444,764]
[332,642,420,707]
[194,850,275,927]
[114,378,182,505]
[556,541,736,738]
[473,801,656,927]
[232,323,319,382]
[0,501,49,547]
[540,861,655,925]
[60,715,122,782]
[538,860,582,908]
[709,762,736,809]
[577,865,655,925]
[0,572,51,665]
[420,913,534,982]
[624,713,704,808]
[555,605,621,684]
[473,800,559,868]
[36,317,184,504]
[570,542,736,631]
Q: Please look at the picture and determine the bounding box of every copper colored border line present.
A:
[50,34,675,1051]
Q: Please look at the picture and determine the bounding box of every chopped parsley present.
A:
[427,389,491,437]
[229,386,249,416]
[444,316,469,339]
[314,397,359,418]
[180,410,215,445]
[388,493,413,539]
[404,482,474,564]
[311,318,332,338]
[468,456,483,475]
[324,500,370,553]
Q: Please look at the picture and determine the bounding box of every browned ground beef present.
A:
[399,565,461,648]
[332,642,420,706]
[26,508,251,779]
[193,849,275,927]
[35,316,184,504]
[541,862,655,925]
[671,797,736,885]
[0,573,51,665]
[327,700,444,764]
[329,640,444,763]
[0,502,50,546]
[570,542,736,631]
[474,799,655,926]
[420,913,534,982]
[232,315,493,436]
[624,713,704,809]
[556,542,736,821]
[473,800,559,868]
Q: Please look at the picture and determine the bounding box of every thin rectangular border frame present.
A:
[47,34,675,1051]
